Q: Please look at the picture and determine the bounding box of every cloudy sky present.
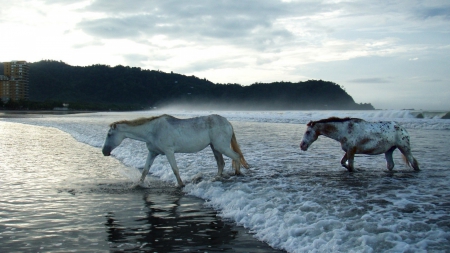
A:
[1,0,449,110]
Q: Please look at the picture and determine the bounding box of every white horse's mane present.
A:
[109,114,172,128]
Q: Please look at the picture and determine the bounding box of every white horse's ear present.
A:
[111,124,116,130]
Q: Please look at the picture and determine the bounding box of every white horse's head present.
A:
[102,124,126,156]
[300,121,319,151]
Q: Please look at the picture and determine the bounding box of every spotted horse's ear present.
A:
[307,121,315,127]
[110,123,117,130]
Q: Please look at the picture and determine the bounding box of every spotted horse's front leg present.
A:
[341,149,355,172]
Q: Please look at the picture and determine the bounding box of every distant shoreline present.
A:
[1,109,449,119]
[0,110,97,118]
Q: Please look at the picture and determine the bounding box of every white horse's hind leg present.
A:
[210,145,225,176]
[140,152,158,183]
[165,152,185,187]
[218,147,241,175]
[232,160,242,175]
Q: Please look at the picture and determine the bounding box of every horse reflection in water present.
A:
[300,117,420,172]
[102,114,249,187]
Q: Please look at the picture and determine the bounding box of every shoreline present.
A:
[2,109,449,120]
[0,110,98,118]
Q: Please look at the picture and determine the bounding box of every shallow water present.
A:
[209,122,450,252]
[2,110,450,252]
[0,121,281,252]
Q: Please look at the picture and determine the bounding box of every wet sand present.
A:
[0,121,284,252]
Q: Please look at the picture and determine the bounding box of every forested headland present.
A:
[3,60,374,111]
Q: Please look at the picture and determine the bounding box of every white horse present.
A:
[300,117,420,172]
[102,114,249,186]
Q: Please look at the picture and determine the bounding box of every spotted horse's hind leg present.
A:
[384,146,396,171]
[398,146,420,171]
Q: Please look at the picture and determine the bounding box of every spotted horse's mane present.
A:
[307,117,364,127]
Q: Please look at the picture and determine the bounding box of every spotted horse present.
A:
[300,117,420,172]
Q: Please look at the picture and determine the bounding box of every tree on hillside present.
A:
[27,60,374,110]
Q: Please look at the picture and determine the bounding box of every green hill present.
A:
[25,60,373,110]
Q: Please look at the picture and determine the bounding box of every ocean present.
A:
[1,110,450,252]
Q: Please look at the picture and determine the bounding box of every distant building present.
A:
[0,61,29,102]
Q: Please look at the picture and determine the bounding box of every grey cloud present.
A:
[348,78,390,83]
[84,0,294,18]
[416,5,450,19]
[177,59,237,74]
[76,0,320,49]
[256,56,280,65]
[72,40,104,49]
[123,54,149,66]
[78,16,151,39]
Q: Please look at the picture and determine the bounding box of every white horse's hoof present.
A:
[212,173,232,182]
[136,181,149,188]
[129,183,140,189]
[212,175,227,182]
[191,173,203,184]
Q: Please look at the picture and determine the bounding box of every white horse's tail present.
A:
[231,132,250,169]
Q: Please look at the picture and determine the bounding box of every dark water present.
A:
[0,122,282,252]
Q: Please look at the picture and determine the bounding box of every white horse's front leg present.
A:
[210,145,225,177]
[140,152,158,183]
[165,152,185,187]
